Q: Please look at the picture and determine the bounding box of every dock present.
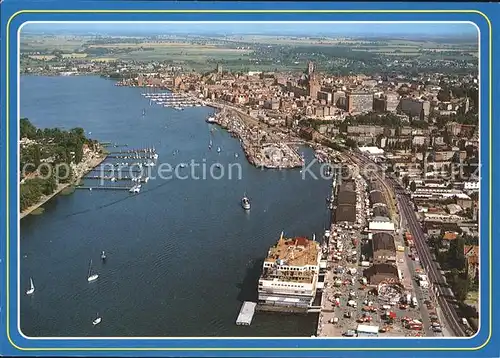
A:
[84,175,137,181]
[106,154,156,159]
[100,142,128,148]
[92,167,144,173]
[84,175,149,183]
[236,301,257,326]
[107,148,157,154]
[76,186,132,191]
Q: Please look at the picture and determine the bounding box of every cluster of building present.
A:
[111,61,477,132]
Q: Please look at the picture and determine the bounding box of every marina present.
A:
[142,92,203,109]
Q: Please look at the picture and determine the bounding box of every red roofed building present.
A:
[464,245,479,281]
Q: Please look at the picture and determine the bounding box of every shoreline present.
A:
[208,104,305,169]
[20,153,107,219]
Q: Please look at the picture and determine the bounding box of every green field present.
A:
[113,45,251,62]
[21,35,88,52]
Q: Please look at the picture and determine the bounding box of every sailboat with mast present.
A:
[26,277,35,295]
[87,259,99,282]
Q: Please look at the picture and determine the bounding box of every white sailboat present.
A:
[92,313,102,326]
[217,146,221,153]
[26,277,35,295]
[87,259,99,282]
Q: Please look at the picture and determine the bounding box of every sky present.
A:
[21,22,478,39]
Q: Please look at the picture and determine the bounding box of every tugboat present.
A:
[241,195,251,210]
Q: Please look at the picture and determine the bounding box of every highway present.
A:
[347,151,467,337]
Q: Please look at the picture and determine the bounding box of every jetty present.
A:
[107,147,156,154]
[76,186,132,191]
[85,175,149,183]
[235,301,257,326]
[106,154,157,159]
[92,167,144,173]
[100,142,128,148]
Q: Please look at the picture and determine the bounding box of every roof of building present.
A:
[264,233,320,267]
[339,180,356,192]
[464,245,479,257]
[369,180,385,192]
[369,221,395,232]
[334,204,357,223]
[442,231,458,241]
[337,191,357,206]
[364,263,399,284]
[373,206,390,218]
[370,191,386,206]
[424,221,459,232]
[359,146,384,155]
[372,233,396,252]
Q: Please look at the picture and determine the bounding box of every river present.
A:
[19,75,331,337]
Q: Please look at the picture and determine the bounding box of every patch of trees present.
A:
[345,112,403,128]
[20,119,95,210]
[20,177,58,211]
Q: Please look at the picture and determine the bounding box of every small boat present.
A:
[217,147,221,153]
[235,153,239,158]
[92,313,102,326]
[101,251,106,260]
[26,277,35,295]
[129,185,141,194]
[241,195,251,210]
[87,259,99,282]
[180,163,187,168]
[206,116,216,123]
[142,108,146,116]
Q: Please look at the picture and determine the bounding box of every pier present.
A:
[85,175,149,183]
[76,186,133,191]
[107,147,157,154]
[92,167,144,173]
[100,142,128,148]
[106,154,157,159]
[236,301,257,326]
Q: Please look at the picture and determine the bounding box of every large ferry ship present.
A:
[258,232,321,311]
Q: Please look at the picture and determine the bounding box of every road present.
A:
[347,151,466,337]
[395,183,466,337]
